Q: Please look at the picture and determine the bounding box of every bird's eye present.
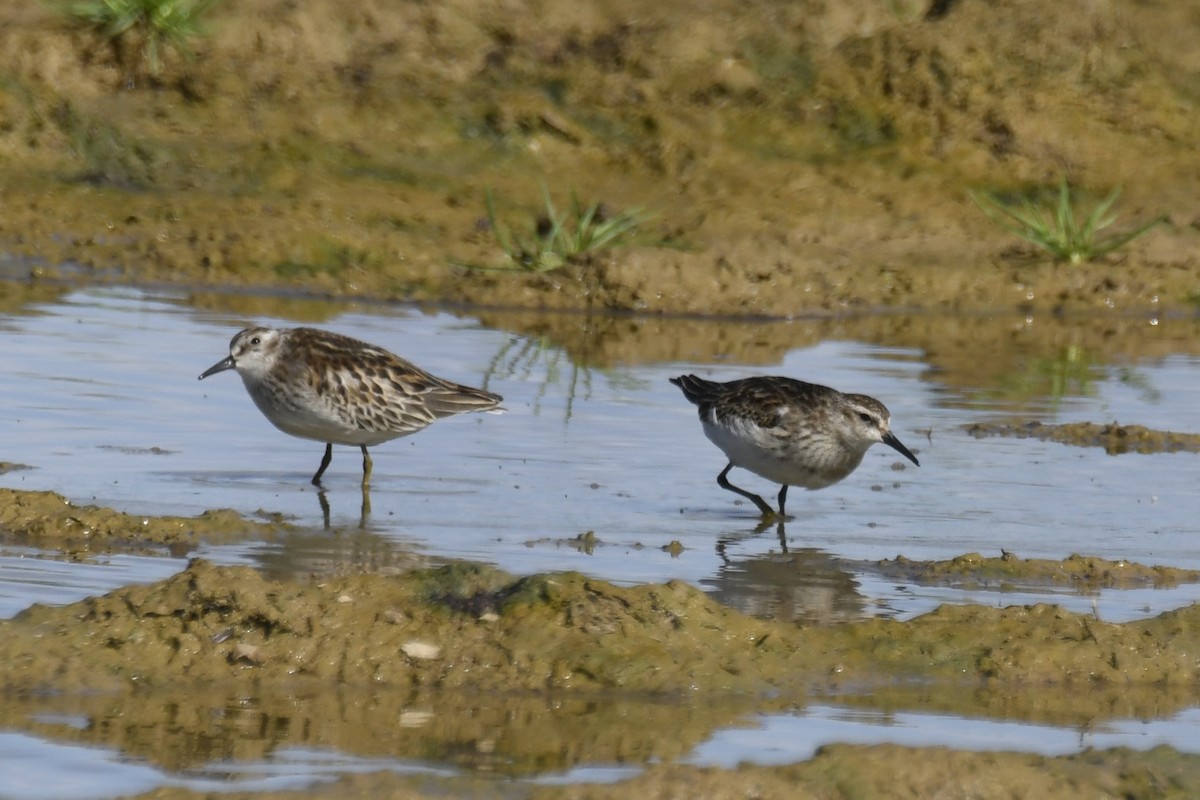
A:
[858,412,873,424]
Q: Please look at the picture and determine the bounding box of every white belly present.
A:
[702,417,864,490]
[243,376,412,447]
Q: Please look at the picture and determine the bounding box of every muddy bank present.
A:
[877,551,1200,590]
[6,557,1200,696]
[1,559,801,693]
[3,0,1200,793]
[0,0,1197,317]
[0,488,293,554]
[2,552,1197,800]
[966,420,1200,455]
[4,502,1200,796]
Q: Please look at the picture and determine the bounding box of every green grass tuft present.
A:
[55,0,222,78]
[464,185,651,274]
[971,178,1163,264]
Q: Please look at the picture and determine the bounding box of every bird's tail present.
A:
[425,385,505,418]
[669,374,719,405]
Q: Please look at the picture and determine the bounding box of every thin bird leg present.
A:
[360,445,373,488]
[777,485,789,518]
[717,462,777,518]
[311,443,334,486]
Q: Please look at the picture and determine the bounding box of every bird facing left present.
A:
[199,326,504,486]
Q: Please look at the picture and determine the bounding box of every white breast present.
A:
[701,412,864,490]
[241,373,408,446]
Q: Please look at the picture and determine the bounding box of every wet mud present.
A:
[877,551,1200,590]
[966,420,1200,455]
[0,488,293,554]
[5,554,1200,703]
[3,0,1200,795]
[0,0,1197,318]
[3,551,1200,797]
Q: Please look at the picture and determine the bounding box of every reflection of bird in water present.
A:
[200,326,503,486]
[315,485,372,531]
[670,374,919,518]
[250,522,427,582]
[702,546,866,625]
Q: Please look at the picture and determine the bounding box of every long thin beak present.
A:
[198,356,235,380]
[882,431,920,467]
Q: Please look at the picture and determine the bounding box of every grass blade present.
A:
[972,179,1160,264]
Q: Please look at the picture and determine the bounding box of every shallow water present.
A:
[3,285,1200,795]
[0,548,183,618]
[6,288,1200,609]
[5,705,1200,800]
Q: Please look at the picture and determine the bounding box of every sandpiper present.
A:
[670,374,918,518]
[200,326,503,486]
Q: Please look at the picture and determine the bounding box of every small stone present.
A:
[398,709,435,727]
[401,641,441,660]
[231,643,265,665]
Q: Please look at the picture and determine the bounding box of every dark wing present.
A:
[671,374,836,429]
[362,349,501,425]
[294,328,501,432]
[669,374,722,404]
[417,373,504,419]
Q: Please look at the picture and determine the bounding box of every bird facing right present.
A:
[670,374,919,519]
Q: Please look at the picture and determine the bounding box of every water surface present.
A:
[3,285,1200,797]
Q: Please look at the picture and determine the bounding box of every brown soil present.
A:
[878,551,1200,589]
[3,0,1200,795]
[0,0,1197,319]
[0,488,292,554]
[966,420,1200,454]
[5,555,1200,708]
[4,555,1200,798]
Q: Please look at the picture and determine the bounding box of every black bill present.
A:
[198,356,235,380]
[882,431,920,467]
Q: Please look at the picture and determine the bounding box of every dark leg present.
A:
[360,445,373,487]
[717,462,776,518]
[311,443,334,486]
[777,485,789,518]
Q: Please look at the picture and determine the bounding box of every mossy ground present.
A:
[0,0,1197,318]
[3,0,1200,796]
